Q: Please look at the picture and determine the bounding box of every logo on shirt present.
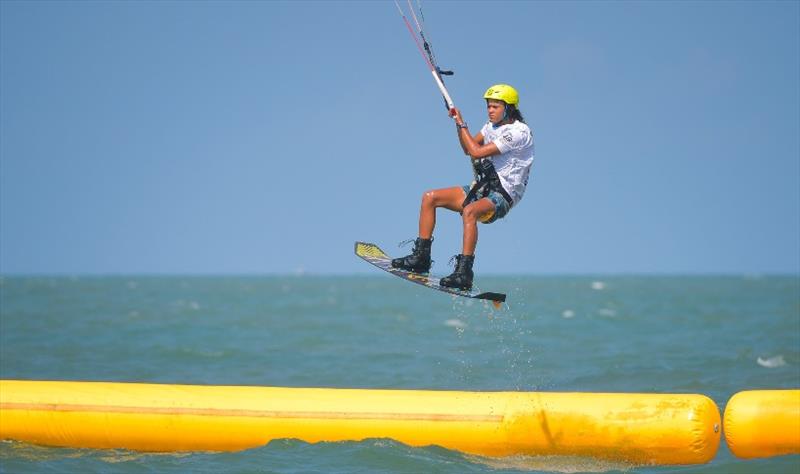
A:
[503,133,513,143]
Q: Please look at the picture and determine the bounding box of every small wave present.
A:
[444,319,467,329]
[743,274,764,280]
[0,439,87,462]
[100,450,191,464]
[173,300,201,310]
[466,454,634,473]
[562,309,575,319]
[757,355,787,368]
[591,281,605,290]
[180,347,225,358]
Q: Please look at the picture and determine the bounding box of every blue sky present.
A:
[1,0,798,275]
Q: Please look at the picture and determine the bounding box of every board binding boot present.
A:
[355,242,505,308]
[440,254,474,290]
[391,237,432,273]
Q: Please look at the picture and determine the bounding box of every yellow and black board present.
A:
[355,241,505,308]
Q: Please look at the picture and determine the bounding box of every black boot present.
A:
[391,238,432,273]
[440,254,474,290]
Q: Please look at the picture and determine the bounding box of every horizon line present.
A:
[1,272,798,278]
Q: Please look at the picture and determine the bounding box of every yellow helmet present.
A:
[483,84,519,106]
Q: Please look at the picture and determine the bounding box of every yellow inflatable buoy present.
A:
[724,389,800,459]
[0,380,720,465]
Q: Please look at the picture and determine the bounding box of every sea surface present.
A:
[1,275,798,474]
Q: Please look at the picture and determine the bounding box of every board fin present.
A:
[475,292,506,309]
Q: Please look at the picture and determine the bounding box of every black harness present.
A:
[462,159,513,208]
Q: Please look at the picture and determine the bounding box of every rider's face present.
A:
[486,100,506,124]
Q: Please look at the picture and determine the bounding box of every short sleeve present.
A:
[492,127,526,154]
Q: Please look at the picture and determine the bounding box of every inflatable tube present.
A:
[0,380,720,465]
[724,389,800,459]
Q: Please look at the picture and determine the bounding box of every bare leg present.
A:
[460,198,495,255]
[418,186,466,239]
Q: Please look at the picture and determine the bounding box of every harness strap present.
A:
[462,159,513,208]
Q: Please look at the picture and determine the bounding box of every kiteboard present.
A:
[355,241,506,308]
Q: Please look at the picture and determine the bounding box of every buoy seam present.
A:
[1,403,503,423]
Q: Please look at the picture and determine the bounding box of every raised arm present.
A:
[450,107,499,160]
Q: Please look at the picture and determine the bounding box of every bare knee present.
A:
[421,189,437,207]
[462,204,481,223]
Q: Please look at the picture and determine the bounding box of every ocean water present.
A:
[0,275,798,473]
